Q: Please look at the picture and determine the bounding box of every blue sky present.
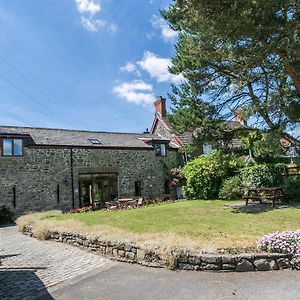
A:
[0,0,180,133]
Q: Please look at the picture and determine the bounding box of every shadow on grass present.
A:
[229,202,300,214]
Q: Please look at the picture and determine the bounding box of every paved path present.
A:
[0,226,112,300]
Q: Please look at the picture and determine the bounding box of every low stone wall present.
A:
[23,225,292,272]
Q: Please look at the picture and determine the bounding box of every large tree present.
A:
[163,0,300,148]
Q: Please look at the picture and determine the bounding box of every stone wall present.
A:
[0,148,72,214]
[0,145,179,214]
[153,120,173,141]
[22,225,293,272]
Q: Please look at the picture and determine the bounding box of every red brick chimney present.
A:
[234,114,247,126]
[154,96,167,117]
[233,110,247,126]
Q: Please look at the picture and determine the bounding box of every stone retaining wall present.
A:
[23,225,292,272]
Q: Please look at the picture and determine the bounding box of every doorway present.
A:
[79,173,118,208]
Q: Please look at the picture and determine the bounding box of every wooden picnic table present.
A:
[243,187,286,207]
[117,198,134,203]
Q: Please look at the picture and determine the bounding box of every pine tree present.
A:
[163,0,300,147]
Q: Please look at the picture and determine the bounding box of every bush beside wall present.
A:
[283,176,300,202]
[182,151,238,199]
[218,176,244,200]
[240,163,284,188]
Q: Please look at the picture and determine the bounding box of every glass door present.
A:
[79,173,118,208]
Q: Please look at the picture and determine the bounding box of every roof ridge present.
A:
[0,125,150,136]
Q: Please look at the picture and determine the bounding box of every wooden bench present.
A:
[243,187,286,207]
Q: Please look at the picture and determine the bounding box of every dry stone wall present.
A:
[23,225,293,272]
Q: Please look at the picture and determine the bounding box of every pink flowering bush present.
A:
[257,230,300,269]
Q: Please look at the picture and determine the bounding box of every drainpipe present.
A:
[183,151,188,164]
[70,148,75,208]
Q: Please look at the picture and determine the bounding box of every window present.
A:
[154,144,167,156]
[164,180,170,194]
[134,181,142,197]
[203,144,213,155]
[89,138,101,144]
[2,139,23,157]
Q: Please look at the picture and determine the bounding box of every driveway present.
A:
[1,226,300,300]
[0,226,112,300]
[46,263,300,300]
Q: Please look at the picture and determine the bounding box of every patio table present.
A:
[243,187,286,207]
[117,198,134,208]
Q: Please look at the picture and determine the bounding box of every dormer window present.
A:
[154,143,167,156]
[89,138,101,145]
[2,138,23,157]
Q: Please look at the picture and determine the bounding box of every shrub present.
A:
[240,163,284,188]
[182,151,239,199]
[0,205,14,224]
[283,176,300,202]
[257,230,300,269]
[257,230,300,255]
[218,176,244,200]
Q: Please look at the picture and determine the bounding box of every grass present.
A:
[17,200,300,252]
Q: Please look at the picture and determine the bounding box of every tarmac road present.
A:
[44,262,300,300]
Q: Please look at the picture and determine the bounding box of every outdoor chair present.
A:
[105,202,112,210]
[137,197,144,207]
[105,200,120,210]
[111,200,120,208]
[127,199,137,208]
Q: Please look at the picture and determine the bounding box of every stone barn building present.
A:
[0,125,180,214]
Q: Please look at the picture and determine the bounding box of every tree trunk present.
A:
[278,51,300,95]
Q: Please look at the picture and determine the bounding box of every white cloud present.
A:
[151,15,178,43]
[137,51,184,84]
[75,0,116,33]
[107,23,118,33]
[120,62,141,76]
[120,62,136,73]
[80,16,105,32]
[113,80,155,105]
[75,0,101,15]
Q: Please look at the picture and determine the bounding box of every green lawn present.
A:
[52,200,300,250]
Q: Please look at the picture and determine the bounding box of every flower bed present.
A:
[257,230,300,270]
[64,199,176,214]
[65,206,94,214]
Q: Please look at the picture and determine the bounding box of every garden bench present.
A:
[105,200,120,210]
[243,187,286,207]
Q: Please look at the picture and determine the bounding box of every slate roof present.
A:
[167,120,245,147]
[0,125,174,149]
[176,132,193,146]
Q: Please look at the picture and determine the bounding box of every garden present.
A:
[17,200,300,251]
[17,150,300,270]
